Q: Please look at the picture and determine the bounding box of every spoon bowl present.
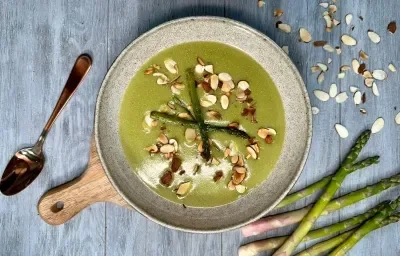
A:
[0,54,92,196]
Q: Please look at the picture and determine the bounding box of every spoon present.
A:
[0,54,92,196]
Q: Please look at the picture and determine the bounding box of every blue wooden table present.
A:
[1,0,399,255]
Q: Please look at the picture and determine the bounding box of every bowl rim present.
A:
[95,16,312,233]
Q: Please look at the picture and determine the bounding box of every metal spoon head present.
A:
[0,147,44,196]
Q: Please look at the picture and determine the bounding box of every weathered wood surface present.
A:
[0,0,399,255]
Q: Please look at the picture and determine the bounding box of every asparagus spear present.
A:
[172,96,195,120]
[242,157,389,238]
[238,201,387,256]
[186,69,211,160]
[277,157,380,209]
[297,212,400,256]
[273,130,371,256]
[329,197,400,256]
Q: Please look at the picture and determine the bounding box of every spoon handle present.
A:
[34,54,92,151]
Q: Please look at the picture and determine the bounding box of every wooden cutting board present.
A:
[37,141,132,225]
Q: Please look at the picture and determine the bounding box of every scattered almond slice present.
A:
[153,72,169,85]
[197,57,205,66]
[363,71,373,79]
[160,144,175,153]
[319,2,328,8]
[246,146,258,159]
[200,94,217,107]
[145,145,158,153]
[359,50,369,60]
[388,63,397,72]
[358,63,366,74]
[311,107,320,115]
[164,59,178,74]
[329,83,338,98]
[185,128,196,142]
[299,28,312,43]
[336,92,348,103]
[233,166,247,174]
[204,65,214,74]
[350,86,358,93]
[372,70,387,80]
[388,21,397,34]
[211,157,220,165]
[353,91,362,105]
[395,112,400,125]
[317,72,325,84]
[144,113,158,127]
[337,72,346,79]
[371,117,384,134]
[277,23,292,33]
[218,73,232,82]
[206,110,221,120]
[224,148,231,158]
[274,8,284,17]
[313,41,327,47]
[169,139,178,151]
[311,66,321,73]
[227,180,236,190]
[352,59,360,74]
[281,46,289,54]
[345,14,353,25]
[257,128,277,139]
[176,181,192,196]
[335,124,349,138]
[237,155,244,167]
[258,0,265,8]
[364,78,374,88]
[323,14,333,31]
[171,85,181,95]
[328,58,332,64]
[232,171,245,184]
[231,155,239,164]
[209,74,219,90]
[238,81,250,91]
[323,44,335,52]
[367,30,381,44]
[335,47,342,55]
[333,19,340,26]
[314,90,330,102]
[328,4,337,13]
[360,108,367,114]
[195,64,204,74]
[213,171,223,182]
[341,34,357,46]
[340,65,351,72]
[221,95,229,110]
[157,134,169,144]
[235,185,246,194]
[317,63,328,72]
[160,171,173,186]
[372,82,379,96]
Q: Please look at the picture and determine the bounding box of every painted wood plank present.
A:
[0,0,108,255]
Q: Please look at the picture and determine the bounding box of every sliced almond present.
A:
[153,72,169,85]
[372,70,387,81]
[323,44,335,52]
[213,171,223,182]
[335,92,348,103]
[395,112,400,125]
[160,171,173,186]
[237,155,244,167]
[258,0,265,8]
[350,86,358,93]
[335,46,342,55]
[204,65,214,74]
[335,124,349,138]
[235,185,246,194]
[299,28,312,43]
[231,155,239,164]
[207,110,222,120]
[311,66,321,73]
[345,14,353,25]
[257,128,268,139]
[157,134,169,144]
[144,113,158,127]
[185,128,196,142]
[227,180,236,190]
[317,72,325,84]
[281,46,289,54]
[352,59,360,74]
[364,78,374,88]
[341,34,357,46]
[221,83,232,93]
[362,93,366,103]
[328,58,332,64]
[388,63,397,72]
[160,144,175,153]
[337,72,346,79]
[233,166,247,174]
[313,40,327,47]
[363,70,373,79]
[360,108,367,114]
[359,50,369,60]
[319,3,328,8]
[195,64,204,74]
[164,59,178,74]
[209,74,219,90]
[371,117,384,134]
[246,146,258,159]
[238,81,250,91]
[273,8,283,17]
[197,141,204,153]
[367,30,381,44]
[353,91,362,105]
[200,94,217,107]
[228,122,240,128]
[211,157,220,166]
[333,19,341,26]
[169,139,178,151]
[144,67,155,75]
[329,83,338,98]
[323,15,333,30]
[278,23,292,33]
[311,107,320,115]
[218,73,232,82]
[221,95,229,110]
[314,90,330,102]
[388,21,397,34]
[372,82,379,96]
[358,63,366,74]
[224,148,231,158]
[328,4,337,13]
[317,63,328,72]
[197,57,205,66]
[340,65,351,72]
[171,85,181,95]
[171,156,182,172]
[176,181,191,196]
[145,145,158,153]
[232,171,246,185]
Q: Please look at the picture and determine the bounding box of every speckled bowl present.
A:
[95,16,312,233]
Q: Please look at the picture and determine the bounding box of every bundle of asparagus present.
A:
[239,130,400,256]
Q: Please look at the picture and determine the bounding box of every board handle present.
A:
[37,144,130,225]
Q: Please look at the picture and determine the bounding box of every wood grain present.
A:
[0,0,399,255]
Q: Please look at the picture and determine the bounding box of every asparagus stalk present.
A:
[205,125,250,139]
[172,96,195,120]
[186,69,211,160]
[238,201,387,256]
[329,197,400,256]
[242,157,386,238]
[277,157,380,209]
[298,212,400,256]
[273,130,372,256]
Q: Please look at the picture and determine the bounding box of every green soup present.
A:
[119,42,285,207]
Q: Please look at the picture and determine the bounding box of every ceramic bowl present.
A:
[95,16,312,233]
